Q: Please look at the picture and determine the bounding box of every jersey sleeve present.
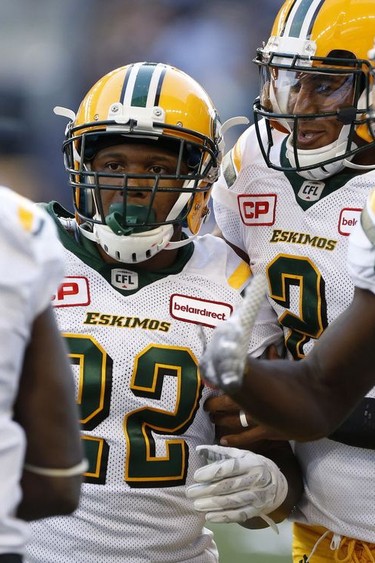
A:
[223,240,252,293]
[0,187,65,554]
[219,239,284,357]
[347,188,375,295]
[248,296,285,358]
[212,130,249,253]
[0,186,65,325]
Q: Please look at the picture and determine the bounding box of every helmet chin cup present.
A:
[286,125,356,181]
[79,220,174,263]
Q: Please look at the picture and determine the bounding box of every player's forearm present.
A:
[17,471,82,520]
[229,287,375,440]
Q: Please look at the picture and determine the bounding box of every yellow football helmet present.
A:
[367,38,375,140]
[253,0,375,180]
[54,62,223,263]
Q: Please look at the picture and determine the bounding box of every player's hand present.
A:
[186,444,288,531]
[199,316,248,391]
[199,274,267,392]
[205,395,289,445]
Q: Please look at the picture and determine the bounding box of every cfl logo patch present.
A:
[298,180,325,202]
[52,276,90,307]
[111,268,139,290]
[238,194,276,226]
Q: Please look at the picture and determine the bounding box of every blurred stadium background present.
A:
[0,0,282,205]
[0,0,294,560]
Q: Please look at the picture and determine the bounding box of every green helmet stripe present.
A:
[284,0,325,38]
[131,63,157,107]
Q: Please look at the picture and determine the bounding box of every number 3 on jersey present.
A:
[63,334,202,488]
[267,254,328,358]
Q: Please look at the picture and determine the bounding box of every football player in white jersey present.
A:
[0,186,84,563]
[25,63,303,563]
[196,185,375,443]
[203,0,375,561]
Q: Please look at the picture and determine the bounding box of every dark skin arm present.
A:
[14,305,84,520]
[208,287,375,442]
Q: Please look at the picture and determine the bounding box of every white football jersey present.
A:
[0,186,64,555]
[213,121,375,542]
[26,203,252,563]
[347,187,375,294]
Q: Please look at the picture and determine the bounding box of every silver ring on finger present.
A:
[239,410,249,428]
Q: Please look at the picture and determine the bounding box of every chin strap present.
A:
[164,234,199,250]
[343,159,375,171]
[77,222,98,243]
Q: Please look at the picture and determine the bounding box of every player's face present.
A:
[91,143,189,222]
[270,69,355,149]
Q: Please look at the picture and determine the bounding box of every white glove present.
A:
[199,275,267,392]
[186,444,288,532]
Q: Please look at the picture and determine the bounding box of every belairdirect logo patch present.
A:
[170,294,233,328]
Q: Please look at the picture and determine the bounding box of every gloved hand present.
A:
[199,274,267,392]
[199,320,247,391]
[186,444,288,532]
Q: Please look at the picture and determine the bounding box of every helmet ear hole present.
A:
[76,186,94,218]
[187,191,211,235]
[85,190,94,218]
